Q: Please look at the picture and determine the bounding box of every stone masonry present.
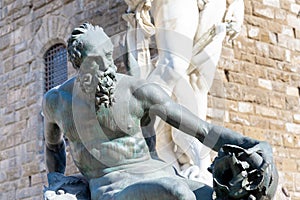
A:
[0,0,299,199]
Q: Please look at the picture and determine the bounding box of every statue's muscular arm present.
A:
[42,88,66,174]
[134,82,278,199]
[135,83,258,152]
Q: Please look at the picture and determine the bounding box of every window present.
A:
[44,43,68,93]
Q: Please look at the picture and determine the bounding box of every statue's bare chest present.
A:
[95,100,142,137]
[60,91,143,143]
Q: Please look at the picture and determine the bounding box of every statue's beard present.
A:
[95,67,116,110]
[80,67,117,110]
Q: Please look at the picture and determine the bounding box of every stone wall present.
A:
[209,0,300,199]
[0,0,299,199]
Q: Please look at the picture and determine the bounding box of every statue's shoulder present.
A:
[44,77,75,98]
[42,87,59,121]
[115,73,167,101]
[43,77,76,114]
[57,77,76,94]
[116,73,151,91]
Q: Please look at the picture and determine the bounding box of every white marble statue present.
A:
[123,0,245,186]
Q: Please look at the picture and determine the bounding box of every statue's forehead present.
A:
[82,29,113,52]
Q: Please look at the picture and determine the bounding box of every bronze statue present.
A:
[43,23,277,200]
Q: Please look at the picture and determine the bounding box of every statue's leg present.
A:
[113,177,214,200]
[188,0,227,171]
[150,0,216,185]
[171,0,228,185]
[187,178,214,200]
[89,170,213,200]
[149,0,200,175]
[114,177,197,200]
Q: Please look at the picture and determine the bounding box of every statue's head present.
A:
[67,22,114,71]
[67,23,116,108]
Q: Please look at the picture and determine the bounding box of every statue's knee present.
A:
[116,178,196,200]
[89,179,114,200]
[159,178,196,200]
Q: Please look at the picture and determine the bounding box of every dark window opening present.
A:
[44,43,68,93]
[224,69,230,82]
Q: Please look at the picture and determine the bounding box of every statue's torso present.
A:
[47,76,199,199]
[55,77,155,179]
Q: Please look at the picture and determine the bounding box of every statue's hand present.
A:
[242,141,278,196]
[44,189,77,200]
[209,141,278,199]
[224,0,245,41]
[44,172,90,200]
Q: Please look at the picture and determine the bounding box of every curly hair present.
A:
[67,22,102,69]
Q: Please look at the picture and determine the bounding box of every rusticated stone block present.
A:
[282,133,299,148]
[6,167,22,181]
[238,102,254,113]
[295,29,300,39]
[227,71,247,84]
[230,112,251,126]
[289,148,300,159]
[255,105,278,118]
[270,92,285,108]
[240,61,267,78]
[243,126,267,141]
[273,146,290,158]
[280,1,291,11]
[247,25,260,40]
[269,120,285,131]
[269,45,286,61]
[281,158,298,172]
[267,68,290,82]
[258,78,272,90]
[286,123,300,134]
[267,131,283,146]
[0,34,11,51]
[224,122,244,133]
[245,76,257,87]
[22,163,41,177]
[286,86,299,97]
[249,115,269,129]
[242,87,269,105]
[285,96,299,110]
[275,9,287,23]
[266,21,283,33]
[293,114,300,123]
[287,13,300,30]
[253,2,275,19]
[263,0,280,8]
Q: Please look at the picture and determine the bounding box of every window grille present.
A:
[44,43,68,93]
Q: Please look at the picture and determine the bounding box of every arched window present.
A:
[44,43,68,93]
